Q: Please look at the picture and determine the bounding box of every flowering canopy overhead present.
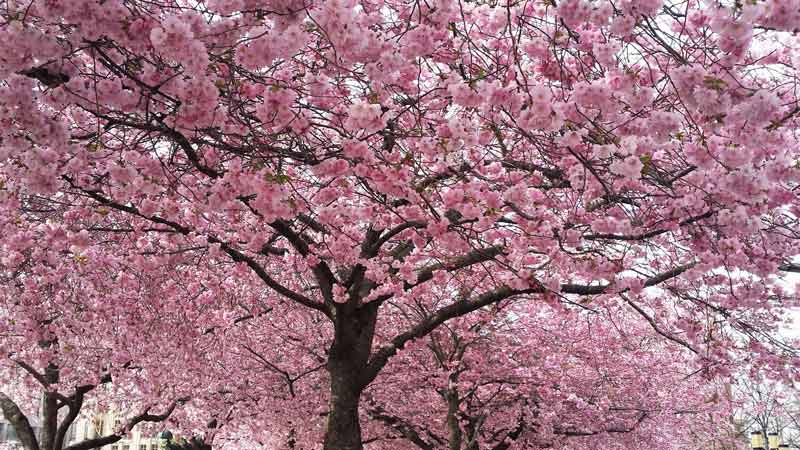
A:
[1,0,800,448]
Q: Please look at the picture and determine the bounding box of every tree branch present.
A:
[366,261,697,384]
[555,412,648,437]
[621,294,698,354]
[54,391,87,450]
[270,219,337,308]
[365,405,436,450]
[20,66,70,87]
[63,177,327,316]
[366,221,426,257]
[583,211,713,241]
[101,116,219,179]
[364,285,538,385]
[14,360,50,386]
[411,245,506,289]
[61,399,188,450]
[489,413,526,450]
[0,391,41,450]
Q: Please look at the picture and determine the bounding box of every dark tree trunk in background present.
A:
[166,437,212,450]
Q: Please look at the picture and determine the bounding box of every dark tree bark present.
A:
[445,380,462,450]
[39,364,60,450]
[323,302,379,450]
[324,379,364,450]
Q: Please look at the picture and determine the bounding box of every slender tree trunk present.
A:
[322,303,378,450]
[40,390,58,450]
[446,386,462,450]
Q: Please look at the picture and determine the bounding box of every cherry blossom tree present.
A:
[0,252,200,450]
[2,0,800,449]
[0,207,267,450]
[735,377,800,449]
[337,303,737,450]
[204,297,739,450]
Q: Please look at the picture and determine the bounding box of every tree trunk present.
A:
[446,386,462,450]
[40,363,60,450]
[324,377,364,450]
[322,303,378,450]
[40,390,58,450]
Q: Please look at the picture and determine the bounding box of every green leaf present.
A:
[702,76,727,91]
[265,173,291,184]
[640,154,652,175]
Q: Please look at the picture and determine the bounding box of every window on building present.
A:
[0,423,6,441]
[7,425,18,441]
[95,418,105,437]
[111,445,118,450]
[140,444,147,450]
[122,444,130,450]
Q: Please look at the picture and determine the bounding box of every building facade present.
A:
[0,411,166,450]
[68,412,166,450]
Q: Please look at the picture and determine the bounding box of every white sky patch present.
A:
[774,271,800,340]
